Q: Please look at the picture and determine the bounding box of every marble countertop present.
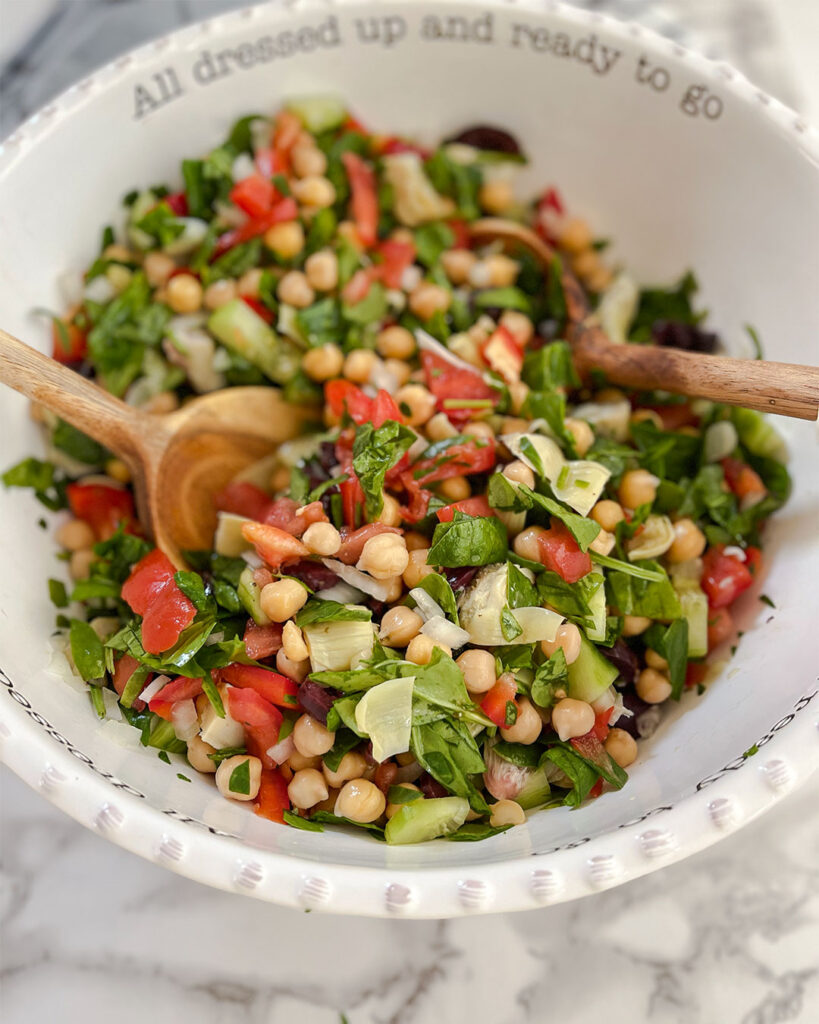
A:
[1,2,818,1021]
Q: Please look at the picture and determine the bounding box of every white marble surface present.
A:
[1,2,818,1021]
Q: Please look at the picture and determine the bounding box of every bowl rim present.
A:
[1,0,817,918]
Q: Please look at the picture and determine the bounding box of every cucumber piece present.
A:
[584,579,607,643]
[677,586,708,658]
[567,636,618,703]
[208,299,299,384]
[214,512,252,557]
[516,766,551,810]
[238,565,270,625]
[286,96,347,134]
[385,796,469,845]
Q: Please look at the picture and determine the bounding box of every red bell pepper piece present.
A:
[66,482,135,541]
[707,606,735,650]
[420,350,497,426]
[324,380,373,424]
[149,676,203,719]
[121,549,197,654]
[255,767,291,823]
[409,438,496,488]
[241,521,310,571]
[721,457,767,503]
[214,481,272,521]
[342,151,379,247]
[371,389,405,428]
[436,495,495,523]
[480,674,519,729]
[374,239,415,288]
[226,687,283,768]
[51,318,87,363]
[219,664,299,710]
[537,522,592,583]
[229,174,278,218]
[212,197,299,257]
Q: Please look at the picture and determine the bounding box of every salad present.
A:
[3,98,790,844]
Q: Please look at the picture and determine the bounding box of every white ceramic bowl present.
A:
[1,0,818,918]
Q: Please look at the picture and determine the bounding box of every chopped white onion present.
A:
[241,550,264,569]
[231,152,257,183]
[266,733,295,766]
[400,265,423,292]
[724,545,747,562]
[171,699,199,741]
[704,420,739,463]
[321,559,392,601]
[591,686,617,713]
[139,674,171,704]
[84,275,116,304]
[420,616,470,651]
[384,289,406,313]
[409,587,445,622]
[164,218,209,256]
[315,581,365,604]
[369,360,399,393]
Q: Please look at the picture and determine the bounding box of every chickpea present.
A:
[479,179,514,215]
[558,217,593,254]
[282,620,309,663]
[379,606,423,647]
[597,387,627,404]
[277,270,315,309]
[499,310,534,347]
[403,548,436,588]
[264,221,305,260]
[541,622,582,666]
[403,531,429,552]
[591,500,625,532]
[622,615,652,637]
[259,578,308,622]
[484,254,520,288]
[565,418,594,457]
[291,175,336,209]
[508,381,530,415]
[636,668,672,704]
[449,333,484,368]
[322,751,367,788]
[293,714,336,758]
[501,417,530,435]
[334,778,386,823]
[288,768,329,809]
[381,575,405,603]
[383,357,412,387]
[215,755,262,802]
[343,348,378,383]
[631,408,664,430]
[441,248,477,285]
[503,460,535,490]
[302,343,344,382]
[438,476,470,502]
[166,274,203,314]
[377,325,416,360]
[106,264,132,293]
[489,799,526,827]
[587,265,614,293]
[304,249,338,292]
[337,220,363,249]
[500,697,542,744]
[69,548,95,581]
[645,649,669,671]
[618,469,659,509]
[463,421,496,443]
[291,142,327,178]
[237,267,264,298]
[357,534,409,580]
[377,493,403,528]
[394,384,436,427]
[456,649,496,694]
[104,458,131,484]
[604,728,638,768]
[589,528,616,557]
[203,278,238,310]
[513,526,545,563]
[103,243,133,263]
[408,283,451,321]
[56,518,95,552]
[572,249,602,280]
[668,518,706,563]
[426,412,458,443]
[302,521,341,557]
[143,252,176,287]
[406,633,452,665]
[386,782,422,819]
[551,697,595,741]
[186,734,217,774]
[287,750,322,772]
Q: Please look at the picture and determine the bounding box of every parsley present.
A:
[500,606,523,641]
[351,419,416,520]
[644,619,689,700]
[530,649,568,708]
[158,750,171,764]
[2,457,68,510]
[177,773,192,783]
[414,222,455,267]
[69,619,106,682]
[228,759,252,795]
[521,341,580,391]
[743,743,759,759]
[207,746,247,764]
[759,594,775,609]
[48,579,69,609]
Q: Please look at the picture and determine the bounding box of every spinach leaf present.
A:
[585,437,636,483]
[322,729,362,772]
[530,649,568,708]
[446,822,513,842]
[644,618,689,700]
[521,341,579,391]
[630,271,703,343]
[295,599,372,626]
[542,745,600,807]
[523,389,577,455]
[48,578,69,608]
[352,419,416,519]
[475,287,532,314]
[487,475,600,551]
[173,571,212,613]
[326,693,366,733]
[606,563,682,620]
[69,619,106,682]
[106,616,218,677]
[342,282,387,325]
[52,420,107,466]
[283,810,325,832]
[630,420,701,480]
[412,573,459,624]
[411,718,488,813]
[2,457,68,510]
[295,298,343,347]
[424,149,481,219]
[536,570,602,624]
[427,511,508,567]
[414,222,455,267]
[493,741,541,768]
[308,811,386,838]
[507,560,539,609]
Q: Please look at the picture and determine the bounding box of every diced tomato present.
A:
[480,674,519,729]
[336,523,401,564]
[570,730,609,769]
[410,439,496,488]
[164,191,188,216]
[591,708,613,742]
[447,219,471,250]
[52,318,87,363]
[398,479,432,524]
[721,457,767,502]
[219,664,299,710]
[149,676,203,719]
[212,197,299,256]
[588,778,604,799]
[701,545,754,609]
[420,350,497,426]
[272,110,302,166]
[241,521,310,571]
[436,495,495,523]
[647,403,698,431]
[255,767,291,823]
[375,239,415,289]
[339,477,364,529]
[243,620,283,660]
[226,686,283,768]
[343,114,368,135]
[342,151,379,247]
[325,379,373,424]
[66,482,135,541]
[254,567,273,589]
[112,654,146,709]
[214,481,271,521]
[480,326,524,384]
[341,268,374,305]
[371,389,405,428]
[229,175,278,218]
[745,546,763,577]
[121,549,197,654]
[536,522,592,583]
[263,497,302,534]
[707,606,735,650]
[685,662,708,689]
[241,296,274,323]
[254,147,288,178]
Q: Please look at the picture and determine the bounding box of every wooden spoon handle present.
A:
[0,326,156,459]
[573,329,819,421]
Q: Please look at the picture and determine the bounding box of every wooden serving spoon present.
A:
[470,218,819,421]
[0,328,311,566]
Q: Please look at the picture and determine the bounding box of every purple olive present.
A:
[446,125,522,156]
[418,772,449,799]
[286,560,340,591]
[618,689,663,740]
[444,566,478,591]
[297,681,339,725]
[601,639,640,684]
[652,320,719,354]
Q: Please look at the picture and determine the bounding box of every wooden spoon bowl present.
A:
[0,328,311,566]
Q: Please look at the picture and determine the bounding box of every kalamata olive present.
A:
[297,681,339,725]
[618,689,663,739]
[317,441,339,473]
[601,638,640,684]
[286,560,340,591]
[652,320,719,354]
[536,319,561,344]
[445,566,478,591]
[418,772,449,799]
[447,125,522,156]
